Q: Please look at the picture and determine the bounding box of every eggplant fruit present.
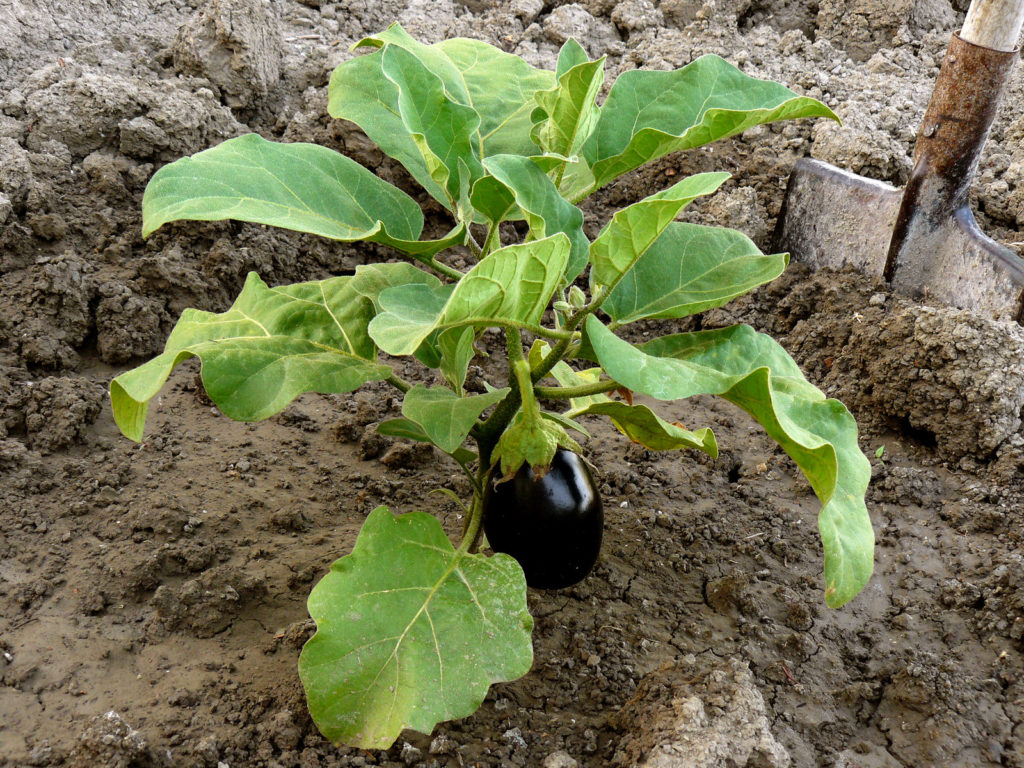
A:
[483,449,603,589]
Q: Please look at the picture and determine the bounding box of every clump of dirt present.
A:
[3,0,1024,767]
[613,656,791,767]
[172,0,284,115]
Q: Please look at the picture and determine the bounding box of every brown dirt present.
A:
[3,0,1024,766]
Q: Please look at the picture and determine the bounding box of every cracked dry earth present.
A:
[4,0,1024,766]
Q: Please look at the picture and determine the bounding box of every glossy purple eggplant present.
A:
[483,449,603,589]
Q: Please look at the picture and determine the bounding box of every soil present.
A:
[3,0,1024,766]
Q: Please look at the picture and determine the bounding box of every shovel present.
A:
[773,0,1024,323]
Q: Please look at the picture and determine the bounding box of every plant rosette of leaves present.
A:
[110,24,874,751]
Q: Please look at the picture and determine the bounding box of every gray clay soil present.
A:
[4,0,1024,766]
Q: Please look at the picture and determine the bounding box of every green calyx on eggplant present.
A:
[483,449,603,589]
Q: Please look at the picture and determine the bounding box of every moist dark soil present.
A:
[3,1,1024,766]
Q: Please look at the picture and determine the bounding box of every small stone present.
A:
[543,750,579,768]
[869,292,887,306]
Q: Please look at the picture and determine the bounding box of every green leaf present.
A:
[540,410,590,437]
[483,155,588,282]
[438,327,476,393]
[111,273,390,441]
[370,234,571,355]
[351,262,442,312]
[589,173,730,288]
[572,401,717,455]
[376,418,476,465]
[401,385,509,454]
[367,282,454,357]
[586,317,873,608]
[547,357,713,451]
[357,24,555,158]
[604,223,789,326]
[470,175,520,229]
[583,55,838,190]
[530,50,604,161]
[554,38,590,78]
[300,506,533,748]
[141,134,462,257]
[381,44,484,208]
[329,49,449,205]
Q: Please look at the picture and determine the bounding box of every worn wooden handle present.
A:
[962,0,1024,51]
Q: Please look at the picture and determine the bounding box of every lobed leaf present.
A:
[111,273,390,441]
[401,385,509,454]
[603,223,789,326]
[588,173,730,288]
[141,134,464,257]
[586,317,873,608]
[328,49,450,205]
[300,506,533,748]
[582,55,838,191]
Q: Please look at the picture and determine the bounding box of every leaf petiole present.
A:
[534,379,620,400]
[426,257,465,281]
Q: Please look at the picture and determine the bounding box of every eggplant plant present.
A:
[110,25,874,750]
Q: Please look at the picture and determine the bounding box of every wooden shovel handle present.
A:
[962,0,1024,51]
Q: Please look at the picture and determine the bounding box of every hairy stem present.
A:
[481,222,502,256]
[473,328,525,465]
[534,379,620,400]
[384,372,413,394]
[426,257,465,281]
[457,462,491,555]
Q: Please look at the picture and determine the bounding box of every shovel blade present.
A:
[773,158,901,278]
[774,158,1024,323]
[888,206,1024,322]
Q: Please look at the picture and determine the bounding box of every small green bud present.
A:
[568,285,587,308]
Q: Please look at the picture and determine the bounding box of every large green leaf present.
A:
[483,155,588,282]
[589,173,730,288]
[401,385,509,454]
[582,55,838,191]
[381,44,484,208]
[141,134,462,257]
[356,24,554,158]
[300,506,533,748]
[110,273,390,441]
[329,50,449,205]
[369,234,570,355]
[586,317,873,608]
[604,223,789,326]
